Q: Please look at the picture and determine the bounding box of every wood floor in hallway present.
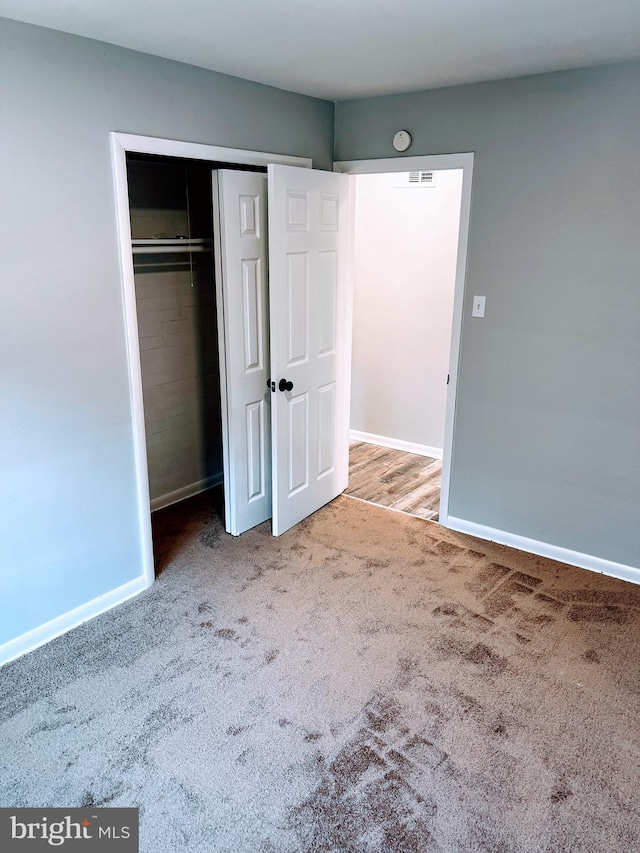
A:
[345,440,442,521]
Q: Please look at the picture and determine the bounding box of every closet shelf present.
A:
[131,238,212,255]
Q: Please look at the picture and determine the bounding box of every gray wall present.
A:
[0,18,334,648]
[336,61,640,567]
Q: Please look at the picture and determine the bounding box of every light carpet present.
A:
[1,491,639,852]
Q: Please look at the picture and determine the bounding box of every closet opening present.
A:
[125,152,265,573]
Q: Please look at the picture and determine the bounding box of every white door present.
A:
[213,170,271,535]
[267,165,351,536]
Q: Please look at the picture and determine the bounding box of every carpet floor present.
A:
[1,491,639,852]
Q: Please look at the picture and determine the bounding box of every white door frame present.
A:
[110,132,312,588]
[333,153,474,528]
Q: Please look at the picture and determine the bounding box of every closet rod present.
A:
[132,238,211,245]
[132,244,211,255]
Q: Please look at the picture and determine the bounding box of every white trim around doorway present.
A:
[110,133,312,589]
[333,153,474,528]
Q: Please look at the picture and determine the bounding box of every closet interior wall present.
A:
[127,155,222,510]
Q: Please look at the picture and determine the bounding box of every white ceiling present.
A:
[2,0,640,100]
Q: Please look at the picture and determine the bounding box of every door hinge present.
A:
[447,374,450,385]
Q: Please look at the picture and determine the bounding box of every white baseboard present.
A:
[150,473,223,512]
[446,516,640,587]
[349,430,443,460]
[0,575,149,668]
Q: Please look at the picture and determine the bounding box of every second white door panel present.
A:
[269,165,350,536]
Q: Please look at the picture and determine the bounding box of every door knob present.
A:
[278,378,294,392]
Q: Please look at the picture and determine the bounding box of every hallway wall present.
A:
[350,170,463,453]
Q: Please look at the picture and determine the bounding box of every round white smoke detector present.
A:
[392,130,412,152]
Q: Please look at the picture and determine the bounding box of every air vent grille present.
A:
[394,170,437,189]
[409,171,434,184]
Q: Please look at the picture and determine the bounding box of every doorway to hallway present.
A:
[341,163,468,525]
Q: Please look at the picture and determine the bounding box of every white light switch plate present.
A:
[472,295,486,318]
